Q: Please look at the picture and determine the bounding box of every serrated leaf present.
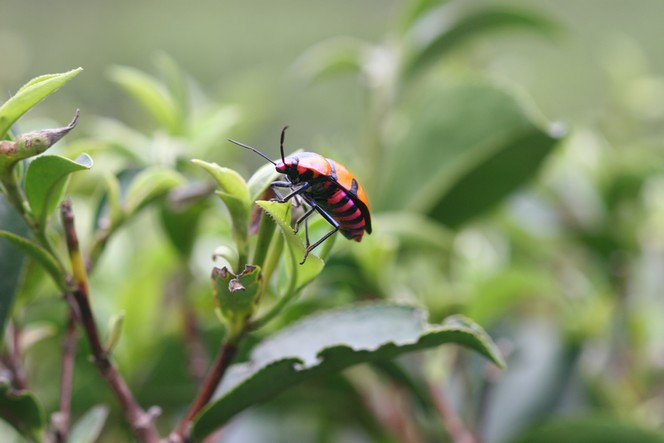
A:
[68,405,109,443]
[25,153,93,224]
[0,382,45,442]
[108,65,183,135]
[124,167,185,215]
[193,305,503,439]
[378,81,560,227]
[0,68,82,138]
[0,231,64,291]
[404,6,558,78]
[256,200,324,291]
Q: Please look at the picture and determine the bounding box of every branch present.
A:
[60,200,161,443]
[51,308,78,443]
[3,322,27,390]
[429,383,477,443]
[169,339,240,442]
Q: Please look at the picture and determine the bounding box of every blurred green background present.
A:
[2,0,664,442]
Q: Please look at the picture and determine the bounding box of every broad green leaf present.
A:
[124,167,185,215]
[69,405,109,443]
[512,415,664,443]
[193,159,252,258]
[404,6,558,78]
[256,200,324,291]
[247,162,280,203]
[293,37,371,84]
[192,304,503,439]
[378,81,561,227]
[0,197,28,338]
[108,65,183,135]
[25,153,93,224]
[0,231,64,291]
[0,68,82,138]
[0,382,45,442]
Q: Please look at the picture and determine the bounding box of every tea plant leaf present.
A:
[25,153,93,225]
[192,304,503,439]
[0,382,45,443]
[378,81,561,227]
[0,68,82,138]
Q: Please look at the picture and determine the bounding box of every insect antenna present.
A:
[280,125,289,163]
[227,138,275,165]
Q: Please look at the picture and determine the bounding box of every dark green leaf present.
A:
[512,415,664,443]
[25,153,93,225]
[0,382,45,442]
[0,68,82,139]
[192,304,503,439]
[0,231,64,291]
[0,197,28,338]
[404,6,558,78]
[378,81,561,227]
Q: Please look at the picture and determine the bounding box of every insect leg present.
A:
[271,181,309,203]
[298,195,340,264]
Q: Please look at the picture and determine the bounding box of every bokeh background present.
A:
[2,0,664,442]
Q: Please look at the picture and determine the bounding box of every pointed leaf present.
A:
[0,231,64,291]
[247,162,280,203]
[108,65,183,135]
[68,405,109,443]
[257,200,324,291]
[0,382,45,442]
[0,68,82,138]
[25,153,93,224]
[404,6,558,78]
[378,81,561,227]
[192,304,503,439]
[0,197,28,338]
[124,167,185,215]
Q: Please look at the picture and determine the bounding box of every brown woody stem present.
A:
[60,200,161,443]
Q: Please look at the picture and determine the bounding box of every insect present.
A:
[228,127,372,264]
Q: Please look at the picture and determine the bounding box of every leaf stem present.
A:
[171,336,241,441]
[60,200,161,443]
[52,310,77,443]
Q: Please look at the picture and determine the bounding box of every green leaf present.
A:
[69,405,109,443]
[0,68,82,139]
[378,81,561,227]
[293,37,371,84]
[192,304,503,439]
[0,197,28,338]
[0,382,45,442]
[108,65,183,135]
[512,415,664,443]
[404,6,558,78]
[256,200,324,291]
[124,167,185,215]
[373,212,453,251]
[0,230,64,291]
[192,159,252,261]
[25,153,93,225]
[213,265,262,336]
[399,0,449,32]
[247,162,280,203]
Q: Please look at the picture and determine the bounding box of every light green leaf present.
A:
[404,6,558,78]
[247,162,280,203]
[399,0,449,32]
[25,153,93,225]
[124,167,185,215]
[293,37,371,84]
[378,81,561,227]
[192,304,503,439]
[69,405,109,443]
[0,382,45,443]
[108,65,183,135]
[256,200,324,291]
[0,230,64,291]
[0,68,82,139]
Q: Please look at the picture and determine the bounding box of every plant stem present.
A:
[4,321,27,390]
[429,383,477,443]
[170,338,241,441]
[52,309,78,443]
[60,200,161,443]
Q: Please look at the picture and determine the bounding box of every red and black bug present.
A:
[229,127,372,264]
